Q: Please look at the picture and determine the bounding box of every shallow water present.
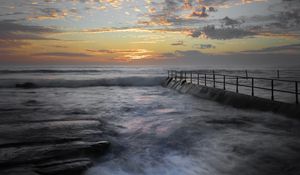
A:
[83,86,300,175]
[0,66,300,175]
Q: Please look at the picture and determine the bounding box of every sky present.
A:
[0,0,299,66]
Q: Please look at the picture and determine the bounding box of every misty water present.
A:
[0,66,300,175]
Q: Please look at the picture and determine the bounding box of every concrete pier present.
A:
[163,77,300,119]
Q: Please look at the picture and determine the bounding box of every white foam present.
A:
[0,76,165,88]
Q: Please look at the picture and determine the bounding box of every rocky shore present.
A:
[0,115,110,175]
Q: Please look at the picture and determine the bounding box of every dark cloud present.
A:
[277,10,300,29]
[0,12,26,17]
[0,20,60,49]
[194,44,216,49]
[0,20,59,34]
[48,45,69,48]
[189,7,209,18]
[221,16,242,27]
[137,49,300,66]
[171,40,185,46]
[242,44,300,54]
[208,7,217,12]
[255,0,300,34]
[140,0,220,26]
[137,0,300,39]
[137,1,265,40]
[190,25,255,40]
[204,26,255,40]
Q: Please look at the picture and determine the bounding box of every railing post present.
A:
[190,72,193,83]
[204,74,207,86]
[180,71,182,81]
[277,70,280,79]
[271,80,274,101]
[213,71,216,88]
[168,70,169,78]
[245,70,248,79]
[296,81,298,104]
[236,77,239,93]
[197,73,199,85]
[223,75,226,90]
[251,78,254,96]
[185,72,187,81]
[175,71,177,81]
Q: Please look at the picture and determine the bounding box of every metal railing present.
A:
[168,70,299,104]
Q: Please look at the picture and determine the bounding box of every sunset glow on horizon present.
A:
[0,0,300,66]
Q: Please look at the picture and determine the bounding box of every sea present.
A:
[0,65,300,175]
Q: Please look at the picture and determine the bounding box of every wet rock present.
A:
[87,141,110,154]
[205,119,248,126]
[35,158,92,175]
[0,120,103,146]
[0,118,110,174]
[16,82,37,89]
[0,141,109,165]
[0,167,39,175]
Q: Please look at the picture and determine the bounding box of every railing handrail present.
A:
[167,70,299,104]
[168,70,300,84]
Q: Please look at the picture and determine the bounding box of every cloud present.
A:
[194,44,216,49]
[136,1,271,40]
[203,25,255,39]
[86,48,152,61]
[221,16,242,27]
[81,27,152,33]
[29,8,68,20]
[0,20,59,34]
[0,32,59,41]
[32,52,92,57]
[171,40,185,46]
[242,44,300,54]
[189,7,209,18]
[0,12,26,17]
[86,49,148,54]
[189,25,255,40]
[48,45,69,48]
[247,0,300,34]
[0,19,60,41]
[134,49,300,66]
[0,20,60,49]
[138,0,220,26]
[0,40,29,48]
[1,0,299,65]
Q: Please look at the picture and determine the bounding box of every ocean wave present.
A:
[0,69,122,74]
[0,76,165,89]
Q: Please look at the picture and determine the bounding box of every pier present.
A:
[164,70,300,118]
[168,70,299,104]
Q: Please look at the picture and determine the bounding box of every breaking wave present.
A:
[0,69,122,74]
[0,76,165,89]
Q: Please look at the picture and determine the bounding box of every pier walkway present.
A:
[168,70,299,104]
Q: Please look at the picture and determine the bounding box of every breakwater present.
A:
[163,77,300,118]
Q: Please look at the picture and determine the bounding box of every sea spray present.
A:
[0,76,165,88]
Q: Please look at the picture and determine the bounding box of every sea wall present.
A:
[162,78,300,119]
